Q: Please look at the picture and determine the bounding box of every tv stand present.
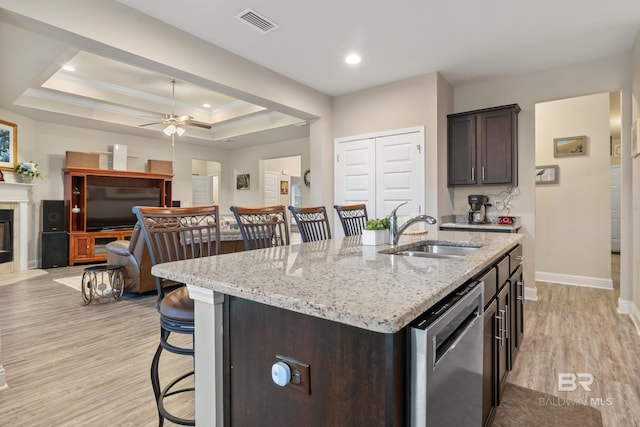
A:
[64,168,172,266]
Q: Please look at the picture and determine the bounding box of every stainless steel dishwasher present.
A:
[408,280,484,427]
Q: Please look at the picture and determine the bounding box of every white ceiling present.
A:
[1,1,639,148]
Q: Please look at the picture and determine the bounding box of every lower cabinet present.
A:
[481,244,524,426]
[68,230,132,265]
[496,283,511,404]
[509,265,524,367]
[482,300,498,427]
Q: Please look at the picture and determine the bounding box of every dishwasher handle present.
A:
[433,306,481,370]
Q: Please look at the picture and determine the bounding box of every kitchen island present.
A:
[152,230,523,426]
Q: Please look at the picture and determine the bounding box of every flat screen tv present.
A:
[85,185,161,231]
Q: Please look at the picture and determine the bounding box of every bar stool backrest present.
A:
[230,205,290,251]
[288,206,331,242]
[333,204,368,236]
[133,205,221,302]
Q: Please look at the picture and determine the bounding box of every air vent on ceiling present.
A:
[235,8,279,34]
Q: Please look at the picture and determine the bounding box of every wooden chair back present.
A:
[333,204,368,236]
[288,206,332,243]
[230,205,290,251]
[133,205,221,301]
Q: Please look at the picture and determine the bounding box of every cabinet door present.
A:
[482,300,498,427]
[496,283,510,404]
[448,114,477,185]
[478,109,515,185]
[72,235,93,261]
[509,265,524,367]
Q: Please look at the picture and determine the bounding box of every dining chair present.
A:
[333,204,369,236]
[288,205,332,243]
[133,205,221,426]
[230,205,290,250]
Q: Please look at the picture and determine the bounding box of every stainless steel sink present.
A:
[379,241,482,259]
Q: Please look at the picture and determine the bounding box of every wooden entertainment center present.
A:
[63,168,172,266]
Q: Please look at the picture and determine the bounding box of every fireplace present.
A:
[0,209,13,264]
[0,182,31,272]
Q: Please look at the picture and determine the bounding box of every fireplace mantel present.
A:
[0,181,32,272]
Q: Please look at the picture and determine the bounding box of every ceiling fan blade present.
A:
[138,121,163,127]
[176,115,193,122]
[185,119,212,129]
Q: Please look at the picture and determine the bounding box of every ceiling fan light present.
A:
[176,126,185,136]
[163,124,176,136]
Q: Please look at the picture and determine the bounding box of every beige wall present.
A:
[227,138,310,209]
[535,93,612,285]
[631,33,640,324]
[454,53,633,299]
[333,73,450,231]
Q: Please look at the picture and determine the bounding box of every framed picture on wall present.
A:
[0,119,18,171]
[535,165,559,185]
[236,173,250,190]
[632,120,639,158]
[280,180,289,195]
[553,135,587,157]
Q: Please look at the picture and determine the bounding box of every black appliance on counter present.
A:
[467,195,489,224]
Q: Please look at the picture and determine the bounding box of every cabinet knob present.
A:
[271,361,291,387]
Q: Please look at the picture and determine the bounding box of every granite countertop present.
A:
[439,221,521,232]
[439,215,521,232]
[152,230,523,334]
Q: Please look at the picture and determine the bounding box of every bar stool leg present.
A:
[151,341,164,427]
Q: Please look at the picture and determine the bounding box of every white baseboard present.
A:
[535,271,613,290]
[624,300,640,336]
[524,286,538,301]
[0,364,7,391]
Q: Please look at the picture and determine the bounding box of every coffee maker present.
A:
[467,195,489,224]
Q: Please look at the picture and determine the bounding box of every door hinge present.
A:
[417,144,421,154]
[336,154,340,163]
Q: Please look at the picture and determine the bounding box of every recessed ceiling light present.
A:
[202,103,211,108]
[62,65,76,72]
[345,53,361,65]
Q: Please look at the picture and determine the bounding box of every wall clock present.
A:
[303,169,311,186]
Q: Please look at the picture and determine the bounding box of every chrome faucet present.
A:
[389,201,437,245]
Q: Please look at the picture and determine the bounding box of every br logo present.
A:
[558,373,594,392]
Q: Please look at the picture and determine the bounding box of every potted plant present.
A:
[362,217,390,245]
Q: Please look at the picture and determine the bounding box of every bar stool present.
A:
[230,205,290,250]
[134,205,221,426]
[333,204,368,236]
[288,206,331,242]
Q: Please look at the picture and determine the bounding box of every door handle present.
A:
[495,309,505,346]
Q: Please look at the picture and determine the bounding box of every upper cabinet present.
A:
[447,104,520,187]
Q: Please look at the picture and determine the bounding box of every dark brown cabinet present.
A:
[510,264,524,367]
[496,282,511,404]
[447,104,520,186]
[481,244,524,426]
[482,296,498,427]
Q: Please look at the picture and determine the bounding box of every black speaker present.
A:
[41,232,68,268]
[42,200,65,232]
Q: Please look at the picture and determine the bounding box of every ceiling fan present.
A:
[139,78,212,136]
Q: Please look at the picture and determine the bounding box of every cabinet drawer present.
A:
[497,256,510,290]
[479,267,497,308]
[509,245,523,273]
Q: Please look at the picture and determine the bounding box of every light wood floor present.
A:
[0,255,638,426]
[509,254,640,427]
[0,264,192,426]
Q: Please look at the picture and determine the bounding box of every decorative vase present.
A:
[16,174,34,184]
[362,229,390,246]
